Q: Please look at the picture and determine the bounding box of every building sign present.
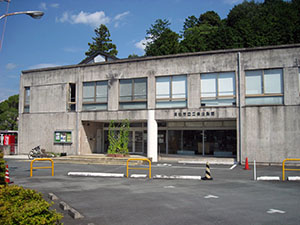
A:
[174,110,216,118]
[54,131,72,144]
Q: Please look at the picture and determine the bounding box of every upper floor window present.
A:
[67,83,76,112]
[119,78,147,109]
[82,81,108,111]
[245,68,283,105]
[200,72,236,106]
[156,75,187,108]
[24,87,30,113]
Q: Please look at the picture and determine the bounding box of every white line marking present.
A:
[153,175,202,180]
[204,195,219,199]
[267,209,286,214]
[178,161,234,165]
[257,176,280,181]
[229,163,237,170]
[164,186,175,189]
[130,174,147,178]
[67,172,124,177]
[287,176,300,181]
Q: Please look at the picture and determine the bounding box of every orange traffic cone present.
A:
[244,157,250,170]
[5,165,13,184]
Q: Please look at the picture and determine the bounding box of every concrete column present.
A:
[147,110,158,162]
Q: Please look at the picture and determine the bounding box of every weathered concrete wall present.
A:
[242,106,300,163]
[18,45,300,162]
[18,113,77,155]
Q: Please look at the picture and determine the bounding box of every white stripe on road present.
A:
[267,209,286,214]
[67,172,124,177]
[130,174,148,178]
[257,176,280,181]
[287,176,300,181]
[154,175,202,180]
[229,163,237,170]
[204,195,219,199]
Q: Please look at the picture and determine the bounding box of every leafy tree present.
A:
[183,15,199,32]
[0,95,18,130]
[145,19,181,56]
[85,24,118,57]
[199,11,221,27]
[128,53,139,58]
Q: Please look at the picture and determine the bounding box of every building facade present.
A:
[18,44,300,163]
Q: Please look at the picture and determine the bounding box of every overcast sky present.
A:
[0,0,249,101]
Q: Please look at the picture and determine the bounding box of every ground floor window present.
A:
[102,122,236,157]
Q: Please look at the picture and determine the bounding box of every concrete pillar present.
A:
[147,110,158,162]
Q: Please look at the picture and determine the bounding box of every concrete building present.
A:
[18,44,300,163]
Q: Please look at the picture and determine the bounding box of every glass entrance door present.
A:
[134,131,143,153]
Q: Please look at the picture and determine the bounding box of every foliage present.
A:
[144,0,300,56]
[0,185,63,224]
[107,120,130,155]
[85,24,118,57]
[0,148,5,185]
[128,53,139,59]
[0,94,19,130]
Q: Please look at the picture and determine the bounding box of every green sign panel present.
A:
[54,131,72,144]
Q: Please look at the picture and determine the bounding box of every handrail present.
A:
[282,158,300,180]
[126,158,151,178]
[30,158,54,177]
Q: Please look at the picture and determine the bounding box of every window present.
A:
[82,81,108,110]
[119,78,147,109]
[200,72,236,106]
[68,83,76,111]
[156,75,187,108]
[298,68,300,93]
[24,87,30,113]
[245,69,283,105]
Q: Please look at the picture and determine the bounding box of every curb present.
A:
[48,193,84,220]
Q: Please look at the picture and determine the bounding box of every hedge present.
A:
[0,185,63,224]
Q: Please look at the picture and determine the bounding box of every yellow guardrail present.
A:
[282,158,300,180]
[30,158,54,177]
[126,158,151,178]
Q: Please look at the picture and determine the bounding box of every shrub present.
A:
[0,185,63,224]
[0,149,5,185]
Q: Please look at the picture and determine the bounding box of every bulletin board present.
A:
[54,131,72,144]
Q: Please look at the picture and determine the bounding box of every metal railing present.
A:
[282,158,300,180]
[126,158,151,178]
[30,158,54,177]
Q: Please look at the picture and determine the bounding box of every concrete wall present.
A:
[18,45,300,162]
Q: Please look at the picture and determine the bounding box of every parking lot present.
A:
[4,158,300,225]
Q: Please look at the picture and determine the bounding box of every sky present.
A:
[0,0,247,102]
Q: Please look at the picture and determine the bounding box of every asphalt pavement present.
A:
[3,157,300,225]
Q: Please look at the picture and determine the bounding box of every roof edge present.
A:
[22,43,300,74]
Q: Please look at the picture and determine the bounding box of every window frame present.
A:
[67,83,76,112]
[119,78,147,110]
[82,80,108,111]
[24,87,30,113]
[200,72,236,106]
[245,68,283,105]
[155,75,187,108]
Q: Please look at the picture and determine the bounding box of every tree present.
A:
[0,95,19,130]
[85,24,118,57]
[145,19,181,56]
[128,53,139,59]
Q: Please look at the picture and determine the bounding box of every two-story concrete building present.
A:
[18,44,300,163]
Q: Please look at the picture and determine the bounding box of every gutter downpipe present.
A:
[237,52,242,164]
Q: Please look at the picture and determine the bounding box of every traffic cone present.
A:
[202,162,213,180]
[244,157,250,170]
[5,165,13,184]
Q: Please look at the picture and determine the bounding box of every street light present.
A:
[0,11,44,20]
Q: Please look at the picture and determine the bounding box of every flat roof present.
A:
[22,43,300,74]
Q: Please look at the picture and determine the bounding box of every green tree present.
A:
[0,95,19,130]
[128,53,139,59]
[85,24,118,57]
[145,19,181,56]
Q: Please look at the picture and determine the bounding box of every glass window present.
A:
[68,83,76,112]
[200,72,235,106]
[119,78,147,109]
[82,81,108,111]
[156,75,187,108]
[24,87,30,113]
[245,69,283,105]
